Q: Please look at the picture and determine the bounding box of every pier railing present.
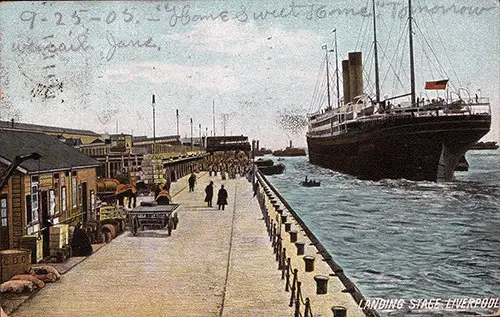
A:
[256,171,379,317]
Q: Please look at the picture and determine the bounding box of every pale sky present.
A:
[1,0,498,149]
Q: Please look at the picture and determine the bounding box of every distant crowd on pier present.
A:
[199,151,254,181]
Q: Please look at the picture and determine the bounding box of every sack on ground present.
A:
[0,280,34,293]
[12,274,45,289]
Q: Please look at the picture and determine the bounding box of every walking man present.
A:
[188,173,196,192]
[205,181,214,207]
[217,185,228,210]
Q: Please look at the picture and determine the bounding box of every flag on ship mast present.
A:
[425,79,448,90]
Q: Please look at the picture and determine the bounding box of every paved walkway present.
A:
[10,173,294,316]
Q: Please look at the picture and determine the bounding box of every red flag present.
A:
[425,80,448,90]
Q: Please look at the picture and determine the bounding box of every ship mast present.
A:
[408,0,416,105]
[372,0,381,106]
[324,45,332,109]
[333,29,340,108]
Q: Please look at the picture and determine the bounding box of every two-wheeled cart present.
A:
[128,204,179,236]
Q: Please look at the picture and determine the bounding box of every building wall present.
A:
[11,174,24,249]
[7,167,98,250]
[76,168,97,223]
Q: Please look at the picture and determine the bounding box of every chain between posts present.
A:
[255,178,315,317]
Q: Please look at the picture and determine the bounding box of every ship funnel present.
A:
[348,52,363,103]
[342,60,351,104]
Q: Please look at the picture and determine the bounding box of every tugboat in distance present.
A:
[301,176,321,187]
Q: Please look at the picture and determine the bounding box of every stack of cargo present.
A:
[141,154,154,184]
[152,156,163,184]
[142,154,165,184]
[20,235,43,263]
[49,224,69,259]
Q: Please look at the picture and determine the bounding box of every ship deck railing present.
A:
[307,101,490,137]
[307,99,490,137]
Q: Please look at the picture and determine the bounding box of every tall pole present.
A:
[176,109,179,137]
[252,140,256,184]
[333,29,340,108]
[408,0,416,105]
[212,100,216,136]
[152,94,156,154]
[323,45,332,109]
[222,114,227,137]
[199,123,201,147]
[190,118,193,151]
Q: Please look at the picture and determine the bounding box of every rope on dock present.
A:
[256,171,380,317]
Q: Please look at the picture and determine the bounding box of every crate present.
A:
[20,235,43,263]
[49,245,71,262]
[49,234,68,249]
[0,249,32,282]
[50,224,69,235]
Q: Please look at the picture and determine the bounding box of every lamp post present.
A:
[190,118,193,151]
[176,109,179,137]
[252,140,256,184]
[152,94,156,154]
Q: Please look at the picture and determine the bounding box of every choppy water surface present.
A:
[265,150,500,316]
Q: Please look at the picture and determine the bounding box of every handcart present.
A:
[128,204,179,236]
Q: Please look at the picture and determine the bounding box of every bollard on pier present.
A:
[303,255,315,272]
[314,275,329,294]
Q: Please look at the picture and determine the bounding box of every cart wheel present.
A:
[132,216,139,236]
[173,213,179,230]
[104,231,112,243]
[167,218,173,236]
[118,219,126,233]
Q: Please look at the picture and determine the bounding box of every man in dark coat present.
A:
[204,181,214,207]
[188,173,196,192]
[217,185,228,210]
[71,222,93,257]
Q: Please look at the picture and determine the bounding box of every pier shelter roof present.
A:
[0,130,100,174]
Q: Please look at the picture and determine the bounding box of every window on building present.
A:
[49,189,55,216]
[72,177,77,208]
[61,186,67,214]
[30,176,39,222]
[1,197,7,227]
[78,185,82,207]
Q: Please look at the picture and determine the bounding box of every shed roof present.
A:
[0,120,100,137]
[0,129,100,173]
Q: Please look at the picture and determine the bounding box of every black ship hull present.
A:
[307,114,491,181]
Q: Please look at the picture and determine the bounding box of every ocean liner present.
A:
[306,0,491,182]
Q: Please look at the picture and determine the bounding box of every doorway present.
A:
[81,183,88,224]
[41,191,50,257]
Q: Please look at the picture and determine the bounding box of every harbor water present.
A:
[265,150,500,316]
